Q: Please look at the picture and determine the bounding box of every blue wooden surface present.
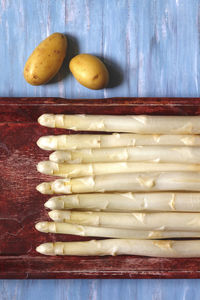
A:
[1,0,200,299]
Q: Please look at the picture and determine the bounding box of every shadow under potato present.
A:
[47,34,123,89]
[46,33,79,85]
[97,55,124,89]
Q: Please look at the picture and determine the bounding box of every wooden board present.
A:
[2,97,200,279]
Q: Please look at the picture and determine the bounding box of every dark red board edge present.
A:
[1,97,200,279]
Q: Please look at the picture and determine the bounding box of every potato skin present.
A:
[24,33,67,85]
[69,54,109,90]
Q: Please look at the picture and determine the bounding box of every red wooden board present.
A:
[2,97,200,279]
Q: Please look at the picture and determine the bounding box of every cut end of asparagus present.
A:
[37,161,59,176]
[38,114,55,128]
[36,182,54,194]
[36,243,55,255]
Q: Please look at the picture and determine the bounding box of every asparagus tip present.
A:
[49,151,72,163]
[48,210,71,221]
[36,243,54,255]
[36,136,53,150]
[36,182,53,194]
[48,210,56,220]
[44,199,56,209]
[35,221,49,233]
[38,114,55,127]
[49,151,57,162]
[37,161,58,175]
[36,137,42,148]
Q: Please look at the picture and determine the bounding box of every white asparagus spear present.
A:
[36,171,200,195]
[37,161,200,178]
[38,114,200,134]
[36,134,200,151]
[48,210,200,231]
[49,146,200,164]
[35,221,200,239]
[44,192,200,212]
[36,239,200,257]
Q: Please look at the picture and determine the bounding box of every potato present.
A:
[24,33,67,85]
[69,54,109,90]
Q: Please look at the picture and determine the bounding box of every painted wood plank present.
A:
[0,0,200,99]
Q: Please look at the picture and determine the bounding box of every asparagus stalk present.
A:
[44,192,200,212]
[36,239,200,257]
[37,134,200,151]
[37,161,200,178]
[48,210,200,231]
[36,171,200,194]
[38,114,200,134]
[35,221,200,239]
[49,146,200,164]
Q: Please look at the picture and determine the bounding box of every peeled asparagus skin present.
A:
[36,171,200,194]
[48,210,200,231]
[38,114,200,134]
[35,221,200,239]
[37,134,200,151]
[36,239,200,257]
[49,146,200,164]
[37,161,200,178]
[44,192,200,212]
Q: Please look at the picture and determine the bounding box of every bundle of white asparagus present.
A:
[36,113,200,257]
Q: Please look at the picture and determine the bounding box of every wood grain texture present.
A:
[1,0,200,299]
[1,0,200,99]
